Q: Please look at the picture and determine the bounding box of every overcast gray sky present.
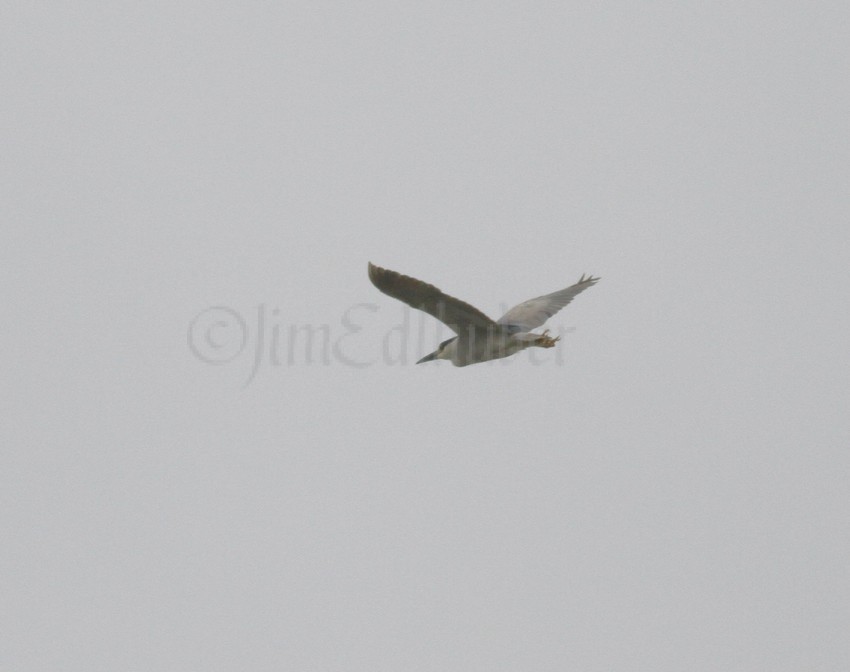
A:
[3,2,849,671]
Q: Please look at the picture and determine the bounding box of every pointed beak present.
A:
[416,351,438,364]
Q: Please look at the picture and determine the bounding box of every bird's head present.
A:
[416,337,455,364]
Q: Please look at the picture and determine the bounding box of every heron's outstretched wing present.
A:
[368,263,496,333]
[497,274,600,331]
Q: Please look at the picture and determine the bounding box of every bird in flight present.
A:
[368,262,599,367]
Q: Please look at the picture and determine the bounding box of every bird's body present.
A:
[368,262,599,367]
[427,328,552,367]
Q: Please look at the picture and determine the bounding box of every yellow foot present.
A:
[537,329,560,348]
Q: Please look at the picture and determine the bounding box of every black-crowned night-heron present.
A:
[368,262,599,367]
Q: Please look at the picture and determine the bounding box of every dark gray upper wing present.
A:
[368,262,496,333]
